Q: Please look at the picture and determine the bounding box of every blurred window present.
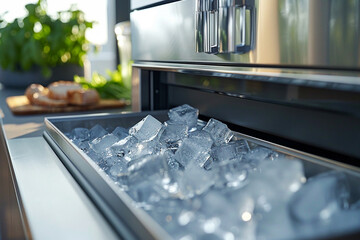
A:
[2,0,116,76]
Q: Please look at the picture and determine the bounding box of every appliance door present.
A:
[131,0,360,70]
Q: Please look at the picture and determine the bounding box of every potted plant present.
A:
[0,0,93,88]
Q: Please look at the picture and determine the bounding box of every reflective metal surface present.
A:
[196,0,219,53]
[7,137,118,240]
[131,0,180,10]
[132,62,360,87]
[131,0,360,69]
[0,121,27,240]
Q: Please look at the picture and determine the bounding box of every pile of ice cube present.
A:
[66,104,360,240]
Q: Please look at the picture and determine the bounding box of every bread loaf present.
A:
[48,81,82,100]
[32,93,68,107]
[67,89,100,106]
[25,81,100,107]
[25,84,49,103]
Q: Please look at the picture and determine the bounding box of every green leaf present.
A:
[25,3,37,16]
[74,66,131,100]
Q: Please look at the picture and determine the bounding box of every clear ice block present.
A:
[177,161,215,199]
[211,140,250,162]
[289,171,350,223]
[202,118,233,146]
[214,159,250,189]
[109,136,139,162]
[89,124,108,141]
[90,134,119,153]
[127,181,171,205]
[243,146,279,165]
[129,115,163,142]
[85,148,100,163]
[70,127,89,141]
[108,161,128,179]
[256,157,306,196]
[112,126,129,140]
[71,139,90,152]
[174,130,213,167]
[127,153,168,185]
[159,122,188,146]
[168,104,199,128]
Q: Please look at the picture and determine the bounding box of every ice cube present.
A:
[112,126,129,140]
[112,138,164,164]
[243,146,279,165]
[168,159,181,171]
[289,171,350,223]
[71,139,90,152]
[127,181,170,205]
[90,133,119,153]
[194,120,207,132]
[245,177,280,213]
[109,136,139,162]
[177,161,215,199]
[127,153,168,185]
[199,190,256,239]
[168,104,199,128]
[164,150,181,171]
[90,154,122,172]
[85,148,101,163]
[214,159,250,189]
[137,138,163,157]
[256,157,306,196]
[108,161,128,180]
[202,118,233,146]
[174,130,213,167]
[129,115,163,142]
[159,122,188,146]
[89,124,108,141]
[211,140,250,163]
[203,158,213,170]
[70,127,89,141]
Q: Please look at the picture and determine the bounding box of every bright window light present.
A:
[1,0,108,45]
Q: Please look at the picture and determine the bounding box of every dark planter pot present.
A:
[0,64,84,89]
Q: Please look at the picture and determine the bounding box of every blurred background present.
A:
[1,0,130,76]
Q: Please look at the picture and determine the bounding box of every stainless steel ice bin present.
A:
[44,111,360,240]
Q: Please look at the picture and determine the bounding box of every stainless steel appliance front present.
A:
[131,0,360,69]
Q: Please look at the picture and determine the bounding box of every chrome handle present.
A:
[218,2,235,53]
[204,9,218,53]
[196,0,254,54]
[235,1,255,54]
[196,0,218,54]
[195,11,205,53]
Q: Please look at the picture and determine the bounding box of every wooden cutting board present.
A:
[6,95,129,115]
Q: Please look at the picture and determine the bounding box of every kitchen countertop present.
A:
[0,85,130,139]
[0,84,129,239]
